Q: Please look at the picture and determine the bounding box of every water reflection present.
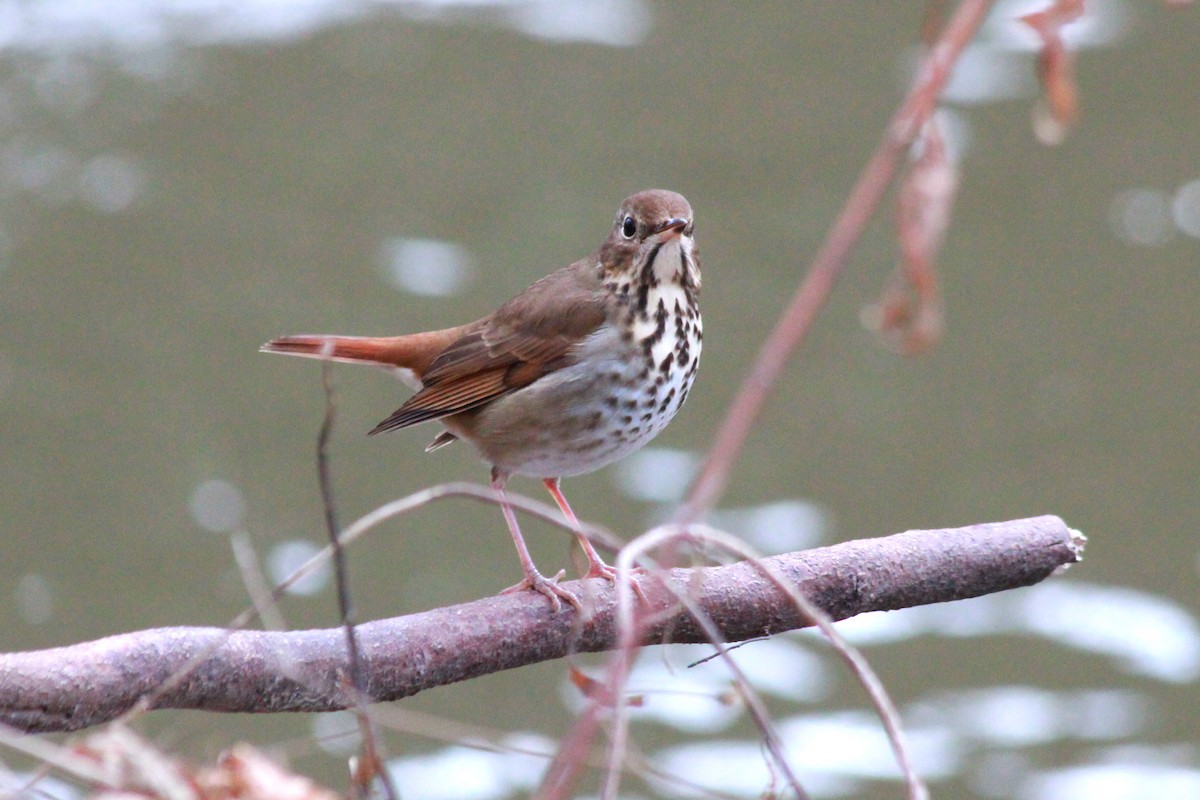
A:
[379,237,475,298]
[13,572,55,625]
[187,478,246,533]
[611,447,699,504]
[502,0,651,47]
[1,139,79,203]
[930,0,1135,156]
[312,709,362,755]
[653,712,960,799]
[388,686,1180,800]
[76,154,146,214]
[914,687,1148,747]
[940,47,1036,106]
[0,0,652,54]
[649,688,1161,797]
[836,582,1200,683]
[617,580,1194,795]
[932,0,1131,109]
[0,772,78,800]
[986,0,1132,51]
[1172,180,1200,239]
[564,639,830,733]
[1109,180,1200,245]
[385,733,555,800]
[611,450,829,554]
[1109,188,1175,247]
[710,500,830,555]
[1023,583,1200,683]
[265,539,331,596]
[1021,761,1200,800]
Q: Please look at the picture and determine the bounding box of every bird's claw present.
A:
[502,568,583,612]
[584,560,649,605]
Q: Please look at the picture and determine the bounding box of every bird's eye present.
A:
[621,215,636,239]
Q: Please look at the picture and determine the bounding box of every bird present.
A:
[261,189,701,610]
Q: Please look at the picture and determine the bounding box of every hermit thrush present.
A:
[262,189,701,610]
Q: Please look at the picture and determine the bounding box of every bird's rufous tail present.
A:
[259,335,422,367]
[260,325,474,378]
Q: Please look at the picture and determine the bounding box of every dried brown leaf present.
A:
[567,665,645,708]
[1021,0,1084,140]
[864,119,955,354]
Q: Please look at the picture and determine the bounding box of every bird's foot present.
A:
[501,568,583,613]
[583,558,649,605]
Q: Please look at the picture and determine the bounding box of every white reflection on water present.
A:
[1109,179,1200,245]
[0,0,651,54]
[14,572,55,624]
[612,450,829,555]
[1109,188,1175,247]
[835,581,1200,683]
[568,639,830,733]
[781,712,960,780]
[0,773,79,800]
[1021,762,1200,800]
[940,47,1036,106]
[1,139,78,200]
[504,0,650,47]
[188,477,246,533]
[388,746,509,800]
[1172,179,1200,239]
[265,538,331,596]
[653,712,959,798]
[0,117,148,210]
[385,733,553,800]
[652,738,855,798]
[914,687,1149,747]
[611,446,699,504]
[369,594,1182,799]
[710,500,830,555]
[311,709,362,755]
[985,0,1133,51]
[1023,582,1200,683]
[379,237,475,297]
[76,153,146,214]
[934,0,1131,107]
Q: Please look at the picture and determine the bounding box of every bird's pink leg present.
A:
[492,471,581,612]
[542,477,620,581]
[543,478,647,608]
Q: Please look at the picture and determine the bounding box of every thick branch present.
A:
[1,516,1081,733]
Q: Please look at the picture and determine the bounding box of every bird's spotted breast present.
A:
[467,260,701,477]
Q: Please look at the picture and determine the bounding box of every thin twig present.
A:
[686,636,769,668]
[317,357,396,800]
[0,723,111,786]
[364,705,740,800]
[647,525,929,800]
[115,480,602,729]
[229,530,286,631]
[533,514,1082,799]
[676,0,998,524]
[608,533,811,800]
[561,3,1000,795]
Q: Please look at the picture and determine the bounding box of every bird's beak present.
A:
[653,218,689,239]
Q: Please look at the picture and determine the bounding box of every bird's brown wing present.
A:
[369,261,606,434]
